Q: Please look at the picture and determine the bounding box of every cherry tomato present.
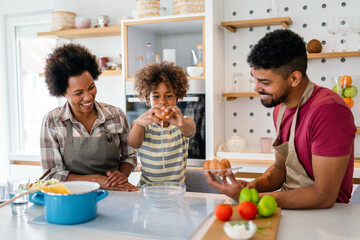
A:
[237,201,258,220]
[214,204,233,221]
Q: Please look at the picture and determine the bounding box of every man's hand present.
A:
[204,170,248,201]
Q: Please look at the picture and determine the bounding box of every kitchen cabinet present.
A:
[122,14,205,81]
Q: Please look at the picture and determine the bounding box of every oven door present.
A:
[126,94,205,160]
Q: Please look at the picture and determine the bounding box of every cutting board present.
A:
[202,206,281,240]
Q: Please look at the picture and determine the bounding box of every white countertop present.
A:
[1,191,360,240]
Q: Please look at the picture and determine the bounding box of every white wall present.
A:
[223,0,360,156]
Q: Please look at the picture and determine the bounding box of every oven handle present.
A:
[127,97,199,103]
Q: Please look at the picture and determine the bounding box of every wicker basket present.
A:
[136,0,160,18]
[174,0,204,15]
[51,11,76,31]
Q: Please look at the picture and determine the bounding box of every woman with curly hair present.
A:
[128,62,196,186]
[41,43,138,191]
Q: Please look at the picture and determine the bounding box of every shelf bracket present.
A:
[225,26,237,33]
[281,21,289,29]
[226,97,237,101]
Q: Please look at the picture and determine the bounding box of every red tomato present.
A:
[237,201,258,220]
[214,204,233,221]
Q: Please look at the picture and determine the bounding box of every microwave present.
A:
[125,94,206,160]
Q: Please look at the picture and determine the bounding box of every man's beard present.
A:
[259,92,288,108]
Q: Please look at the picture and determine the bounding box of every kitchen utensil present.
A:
[218,133,246,152]
[75,17,91,29]
[260,137,273,153]
[203,205,281,240]
[31,181,108,225]
[223,221,257,240]
[141,181,185,208]
[6,176,30,215]
[97,15,110,27]
[186,66,203,77]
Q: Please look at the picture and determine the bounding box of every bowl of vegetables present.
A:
[28,179,60,204]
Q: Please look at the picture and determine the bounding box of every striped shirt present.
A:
[40,101,137,181]
[137,123,189,187]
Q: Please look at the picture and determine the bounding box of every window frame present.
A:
[6,12,52,153]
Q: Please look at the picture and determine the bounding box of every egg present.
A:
[203,160,210,170]
[216,161,227,175]
[209,159,219,174]
[221,158,231,169]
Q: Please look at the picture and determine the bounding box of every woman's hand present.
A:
[95,174,139,192]
[105,170,128,187]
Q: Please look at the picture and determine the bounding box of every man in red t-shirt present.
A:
[205,29,356,209]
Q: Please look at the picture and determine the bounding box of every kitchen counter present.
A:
[1,191,360,240]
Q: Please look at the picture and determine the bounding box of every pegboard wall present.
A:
[222,0,360,156]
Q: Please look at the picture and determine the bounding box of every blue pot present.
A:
[31,181,108,225]
[29,191,43,204]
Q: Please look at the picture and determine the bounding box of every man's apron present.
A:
[272,81,315,191]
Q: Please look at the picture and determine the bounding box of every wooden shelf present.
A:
[126,76,205,82]
[37,25,121,39]
[221,17,293,33]
[307,51,360,59]
[222,92,260,101]
[101,70,122,76]
[39,70,121,78]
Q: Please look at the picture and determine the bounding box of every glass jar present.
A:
[99,56,109,70]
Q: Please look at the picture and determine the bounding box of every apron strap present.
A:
[288,81,314,146]
[65,119,73,143]
[103,122,113,142]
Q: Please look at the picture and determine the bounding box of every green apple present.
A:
[239,187,259,205]
[344,86,357,98]
[257,195,277,217]
[333,85,343,96]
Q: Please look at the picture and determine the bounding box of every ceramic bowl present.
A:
[187,66,203,77]
[141,182,186,208]
[223,221,257,240]
[75,17,91,29]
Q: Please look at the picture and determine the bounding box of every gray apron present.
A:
[63,119,120,176]
[272,81,315,191]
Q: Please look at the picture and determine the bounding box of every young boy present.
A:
[128,62,196,187]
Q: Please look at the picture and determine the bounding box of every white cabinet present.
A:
[122,14,205,81]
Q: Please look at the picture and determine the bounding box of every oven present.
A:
[125,94,206,160]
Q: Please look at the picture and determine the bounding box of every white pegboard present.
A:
[223,0,360,156]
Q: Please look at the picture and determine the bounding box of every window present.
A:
[7,13,58,153]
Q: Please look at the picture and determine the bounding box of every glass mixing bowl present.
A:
[141,182,186,208]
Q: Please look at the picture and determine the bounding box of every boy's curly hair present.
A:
[44,43,101,97]
[134,62,189,103]
[247,29,307,79]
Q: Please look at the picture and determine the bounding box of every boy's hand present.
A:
[135,107,165,126]
[165,105,185,127]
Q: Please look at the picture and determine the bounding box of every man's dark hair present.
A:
[44,43,101,97]
[247,29,308,78]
